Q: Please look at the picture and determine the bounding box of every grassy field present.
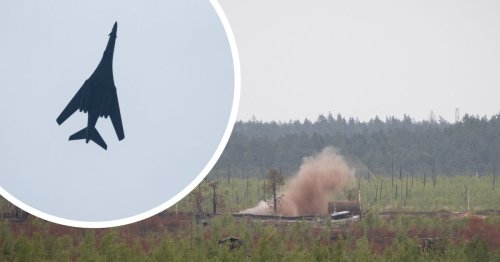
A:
[359,174,500,212]
[174,173,500,215]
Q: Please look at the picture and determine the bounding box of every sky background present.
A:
[0,0,234,222]
[220,0,500,122]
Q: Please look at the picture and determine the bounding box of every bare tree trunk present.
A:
[493,163,496,190]
[358,173,361,191]
[212,184,217,215]
[379,180,383,201]
[266,169,284,214]
[464,185,469,211]
[246,173,249,201]
[391,150,394,189]
[400,167,403,205]
[257,177,260,200]
[432,163,436,188]
[406,172,409,199]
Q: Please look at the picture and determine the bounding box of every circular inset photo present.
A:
[0,0,239,227]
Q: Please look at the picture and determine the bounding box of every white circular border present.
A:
[0,0,240,228]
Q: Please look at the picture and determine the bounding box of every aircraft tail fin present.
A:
[69,127,108,150]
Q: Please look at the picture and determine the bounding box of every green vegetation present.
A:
[0,212,499,261]
[0,174,499,261]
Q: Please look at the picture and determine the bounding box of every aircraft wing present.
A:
[56,85,87,125]
[109,90,125,141]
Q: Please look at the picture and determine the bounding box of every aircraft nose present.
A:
[109,22,118,37]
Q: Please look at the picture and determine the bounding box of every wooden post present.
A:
[400,182,403,206]
[257,176,260,200]
[395,184,398,200]
[493,163,496,190]
[358,173,362,191]
[358,189,363,220]
[406,172,409,199]
[246,172,249,201]
[424,172,426,189]
[232,174,235,199]
[391,150,394,189]
[464,185,469,211]
[400,167,403,205]
[379,180,383,202]
[432,163,436,188]
[468,188,470,211]
[367,160,370,181]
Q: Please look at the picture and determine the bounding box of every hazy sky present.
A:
[0,0,234,223]
[220,0,500,122]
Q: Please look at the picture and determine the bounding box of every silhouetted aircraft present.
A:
[57,22,124,150]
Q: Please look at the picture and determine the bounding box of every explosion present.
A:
[240,147,355,216]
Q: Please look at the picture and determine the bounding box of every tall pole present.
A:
[400,167,403,206]
[379,180,383,202]
[432,163,436,188]
[494,163,496,190]
[391,152,394,189]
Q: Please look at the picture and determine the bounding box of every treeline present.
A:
[214,113,500,177]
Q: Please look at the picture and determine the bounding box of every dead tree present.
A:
[264,169,285,213]
[208,181,220,215]
[193,184,205,214]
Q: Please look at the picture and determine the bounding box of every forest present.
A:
[214,113,500,177]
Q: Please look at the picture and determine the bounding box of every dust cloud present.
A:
[240,147,355,216]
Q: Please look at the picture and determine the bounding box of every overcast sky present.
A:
[220,0,500,122]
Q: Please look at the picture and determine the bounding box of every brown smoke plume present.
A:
[240,147,355,216]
